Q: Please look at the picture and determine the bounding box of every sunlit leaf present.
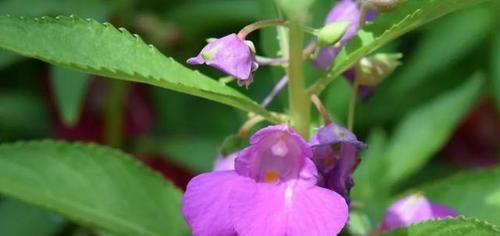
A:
[0,15,279,122]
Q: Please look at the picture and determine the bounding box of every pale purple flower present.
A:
[213,152,237,171]
[187,33,258,86]
[183,125,349,236]
[312,0,362,70]
[312,0,377,71]
[310,123,365,202]
[380,194,459,231]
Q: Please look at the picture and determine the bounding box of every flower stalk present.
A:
[288,20,310,138]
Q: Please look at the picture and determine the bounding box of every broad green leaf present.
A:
[381,217,500,236]
[420,167,500,227]
[382,74,483,187]
[0,49,21,69]
[492,29,500,109]
[0,140,188,236]
[308,0,488,95]
[0,199,65,236]
[51,67,90,126]
[0,15,279,123]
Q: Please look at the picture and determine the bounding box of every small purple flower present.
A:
[310,123,365,202]
[380,194,459,232]
[312,0,377,71]
[187,33,258,86]
[312,0,362,70]
[183,125,349,236]
[344,69,375,100]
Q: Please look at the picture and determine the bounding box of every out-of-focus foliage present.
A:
[381,217,500,236]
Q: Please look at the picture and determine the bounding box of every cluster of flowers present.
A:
[182,0,457,235]
[183,124,457,235]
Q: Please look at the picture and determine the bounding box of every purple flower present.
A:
[310,123,365,202]
[182,125,349,236]
[344,69,375,100]
[312,0,377,71]
[380,194,459,231]
[187,33,258,86]
[312,0,362,70]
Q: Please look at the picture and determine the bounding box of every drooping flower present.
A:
[187,33,258,86]
[380,194,459,231]
[182,125,349,236]
[310,123,365,202]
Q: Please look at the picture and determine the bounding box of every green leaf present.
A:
[381,217,500,236]
[382,74,483,187]
[51,67,90,126]
[308,0,488,95]
[0,15,279,123]
[0,0,111,20]
[0,49,21,69]
[0,199,65,236]
[420,167,500,227]
[388,4,494,94]
[0,140,188,236]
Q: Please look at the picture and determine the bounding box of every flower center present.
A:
[264,170,280,183]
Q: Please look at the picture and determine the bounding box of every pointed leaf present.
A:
[308,0,488,95]
[51,67,90,126]
[0,15,278,122]
[0,140,188,236]
[381,217,500,236]
[382,74,483,187]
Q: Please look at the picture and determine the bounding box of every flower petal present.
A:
[430,203,459,218]
[182,171,250,236]
[230,181,348,236]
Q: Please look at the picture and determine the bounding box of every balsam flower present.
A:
[187,33,258,86]
[182,125,349,236]
[213,152,237,171]
[310,123,365,202]
[380,194,458,231]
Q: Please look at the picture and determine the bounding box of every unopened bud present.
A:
[316,21,350,47]
[363,0,402,12]
[356,53,402,86]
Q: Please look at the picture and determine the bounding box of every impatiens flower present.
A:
[182,125,349,236]
[380,194,459,231]
[310,123,365,202]
[187,33,258,86]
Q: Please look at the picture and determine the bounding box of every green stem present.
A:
[104,80,128,148]
[288,20,310,138]
[347,79,359,131]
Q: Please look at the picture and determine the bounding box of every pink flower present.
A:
[182,125,349,236]
[380,194,459,231]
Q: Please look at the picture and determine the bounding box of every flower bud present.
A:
[356,53,402,86]
[316,21,350,47]
[363,0,402,12]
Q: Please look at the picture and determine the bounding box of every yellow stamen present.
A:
[264,170,279,183]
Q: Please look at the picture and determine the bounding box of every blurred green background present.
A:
[0,0,498,235]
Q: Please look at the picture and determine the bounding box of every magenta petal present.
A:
[230,181,348,236]
[431,203,459,218]
[182,171,250,236]
[186,55,205,65]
